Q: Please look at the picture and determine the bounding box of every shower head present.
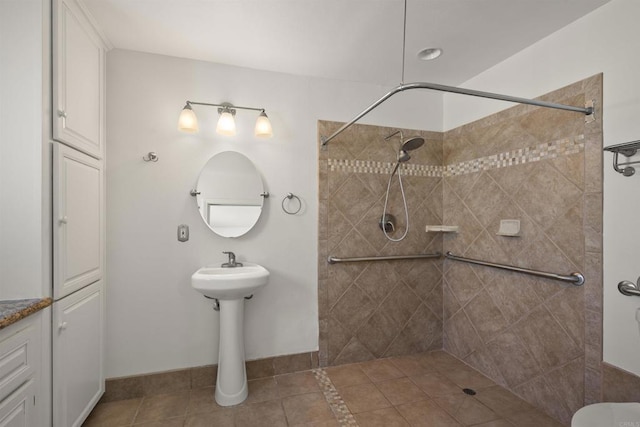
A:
[385,131,425,163]
[401,136,425,152]
[397,150,411,163]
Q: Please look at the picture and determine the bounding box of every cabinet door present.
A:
[53,143,103,300]
[53,281,104,427]
[0,380,36,427]
[52,0,105,159]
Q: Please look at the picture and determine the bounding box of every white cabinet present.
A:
[53,281,104,427]
[51,1,106,425]
[52,0,105,159]
[0,314,44,427]
[53,143,103,300]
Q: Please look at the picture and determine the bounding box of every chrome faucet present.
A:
[221,251,242,268]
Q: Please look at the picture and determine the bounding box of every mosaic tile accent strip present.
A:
[312,368,358,427]
[445,134,585,177]
[327,158,442,177]
[328,134,584,179]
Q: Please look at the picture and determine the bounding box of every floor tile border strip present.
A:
[327,134,584,178]
[312,368,358,427]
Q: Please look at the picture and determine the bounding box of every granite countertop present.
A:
[0,298,52,330]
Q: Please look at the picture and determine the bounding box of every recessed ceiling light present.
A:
[417,48,443,61]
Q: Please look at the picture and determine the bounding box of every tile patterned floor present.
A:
[83,350,566,427]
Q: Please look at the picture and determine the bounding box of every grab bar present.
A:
[445,251,585,286]
[328,252,442,264]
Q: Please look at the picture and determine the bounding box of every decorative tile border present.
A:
[327,158,441,177]
[445,134,585,177]
[327,134,584,178]
[312,368,358,427]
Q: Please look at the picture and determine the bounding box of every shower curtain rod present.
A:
[321,81,595,146]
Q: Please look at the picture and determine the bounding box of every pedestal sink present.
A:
[191,263,269,406]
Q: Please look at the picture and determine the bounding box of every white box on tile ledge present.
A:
[497,219,520,237]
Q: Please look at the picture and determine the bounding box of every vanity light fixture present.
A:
[178,101,273,138]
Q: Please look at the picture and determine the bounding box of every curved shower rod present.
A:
[321,81,595,146]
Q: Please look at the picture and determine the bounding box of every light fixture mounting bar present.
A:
[186,101,265,113]
[321,82,595,146]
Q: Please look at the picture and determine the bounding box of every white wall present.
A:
[442,0,640,376]
[0,0,48,299]
[105,49,442,377]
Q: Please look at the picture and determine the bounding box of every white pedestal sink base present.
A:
[215,299,249,406]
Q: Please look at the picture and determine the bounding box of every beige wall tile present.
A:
[333,337,376,365]
[464,290,509,343]
[485,331,541,387]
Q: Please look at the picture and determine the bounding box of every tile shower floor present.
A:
[83,350,565,427]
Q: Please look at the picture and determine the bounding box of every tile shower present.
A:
[318,74,604,424]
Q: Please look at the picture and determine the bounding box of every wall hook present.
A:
[143,152,158,162]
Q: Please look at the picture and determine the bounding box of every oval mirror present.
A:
[195,151,265,238]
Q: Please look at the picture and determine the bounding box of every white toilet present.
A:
[572,403,640,426]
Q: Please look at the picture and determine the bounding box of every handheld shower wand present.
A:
[380,131,425,241]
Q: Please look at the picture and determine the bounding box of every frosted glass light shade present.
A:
[254,111,273,138]
[216,111,236,136]
[178,105,199,133]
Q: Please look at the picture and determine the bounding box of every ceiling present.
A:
[83,0,611,87]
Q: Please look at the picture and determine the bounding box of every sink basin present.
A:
[191,262,269,406]
[191,263,269,300]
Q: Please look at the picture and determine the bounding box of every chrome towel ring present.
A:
[282,193,302,215]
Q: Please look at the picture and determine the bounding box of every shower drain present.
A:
[463,388,477,395]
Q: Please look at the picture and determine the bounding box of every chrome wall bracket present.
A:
[585,100,596,124]
[618,278,640,297]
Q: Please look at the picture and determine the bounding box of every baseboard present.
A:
[100,351,319,402]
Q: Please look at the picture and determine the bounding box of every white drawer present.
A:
[0,379,35,427]
[0,321,37,403]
